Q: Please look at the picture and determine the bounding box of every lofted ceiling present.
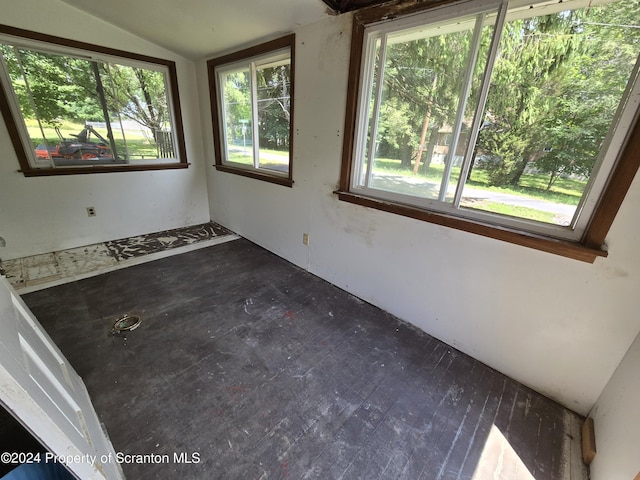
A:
[59,0,392,60]
[60,0,332,60]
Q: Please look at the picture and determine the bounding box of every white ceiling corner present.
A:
[59,0,331,60]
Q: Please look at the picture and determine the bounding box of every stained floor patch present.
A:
[2,222,237,291]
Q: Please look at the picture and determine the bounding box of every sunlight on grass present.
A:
[468,169,584,205]
[228,147,289,170]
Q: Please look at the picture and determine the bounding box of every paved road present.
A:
[372,173,576,224]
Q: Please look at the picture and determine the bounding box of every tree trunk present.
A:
[509,156,530,186]
[466,150,478,181]
[422,128,439,173]
[399,141,413,169]
[91,62,119,160]
[546,171,559,191]
[413,74,438,173]
[135,69,159,140]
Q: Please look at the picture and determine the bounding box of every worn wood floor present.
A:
[23,239,588,480]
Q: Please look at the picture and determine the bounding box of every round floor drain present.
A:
[112,314,142,333]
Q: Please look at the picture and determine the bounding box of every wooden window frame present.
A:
[0,24,189,177]
[207,35,295,188]
[336,1,640,263]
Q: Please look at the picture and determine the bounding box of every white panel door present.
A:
[0,276,124,479]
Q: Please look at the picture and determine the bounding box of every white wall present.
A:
[0,0,210,260]
[589,330,640,480]
[202,13,640,415]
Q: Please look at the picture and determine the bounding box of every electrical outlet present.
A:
[303,233,310,246]
[86,207,96,217]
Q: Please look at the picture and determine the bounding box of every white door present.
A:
[0,276,124,480]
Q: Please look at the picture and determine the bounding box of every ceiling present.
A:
[60,0,333,60]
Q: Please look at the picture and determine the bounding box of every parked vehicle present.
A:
[35,125,113,161]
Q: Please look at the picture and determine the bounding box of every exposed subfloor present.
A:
[22,239,588,480]
[2,221,237,292]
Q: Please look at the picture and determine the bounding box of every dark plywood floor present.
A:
[23,239,588,480]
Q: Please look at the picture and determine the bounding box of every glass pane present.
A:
[256,62,290,174]
[361,14,494,202]
[221,69,253,166]
[102,64,174,162]
[462,0,640,226]
[0,45,177,167]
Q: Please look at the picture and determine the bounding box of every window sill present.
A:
[335,190,607,263]
[214,164,293,187]
[19,163,189,176]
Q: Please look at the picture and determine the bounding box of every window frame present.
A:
[0,25,189,176]
[337,0,640,263]
[207,35,295,187]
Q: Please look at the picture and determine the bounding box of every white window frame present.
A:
[338,0,640,261]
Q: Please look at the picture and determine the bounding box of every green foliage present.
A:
[377,27,476,164]
[256,64,291,150]
[221,63,291,152]
[477,11,584,186]
[0,46,102,124]
[0,44,173,150]
[369,0,639,202]
[103,64,169,133]
[476,0,640,187]
[532,0,640,189]
[223,71,252,146]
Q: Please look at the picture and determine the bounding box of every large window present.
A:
[208,35,295,187]
[0,25,188,176]
[339,0,640,261]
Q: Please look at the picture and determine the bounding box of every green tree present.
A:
[100,63,170,139]
[534,0,640,189]
[222,71,252,146]
[477,0,640,188]
[477,12,582,186]
[0,46,102,125]
[256,64,291,150]
[378,27,476,169]
[1,45,172,140]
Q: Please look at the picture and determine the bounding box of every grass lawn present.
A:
[460,200,558,223]
[228,148,289,170]
[367,156,585,224]
[467,169,584,205]
[371,157,585,205]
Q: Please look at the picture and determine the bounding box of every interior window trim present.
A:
[0,24,189,176]
[336,0,640,263]
[207,34,295,188]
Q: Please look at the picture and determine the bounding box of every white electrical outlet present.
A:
[86,207,96,217]
[303,233,310,246]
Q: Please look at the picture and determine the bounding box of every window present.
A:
[339,0,640,262]
[208,35,295,187]
[0,25,188,176]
